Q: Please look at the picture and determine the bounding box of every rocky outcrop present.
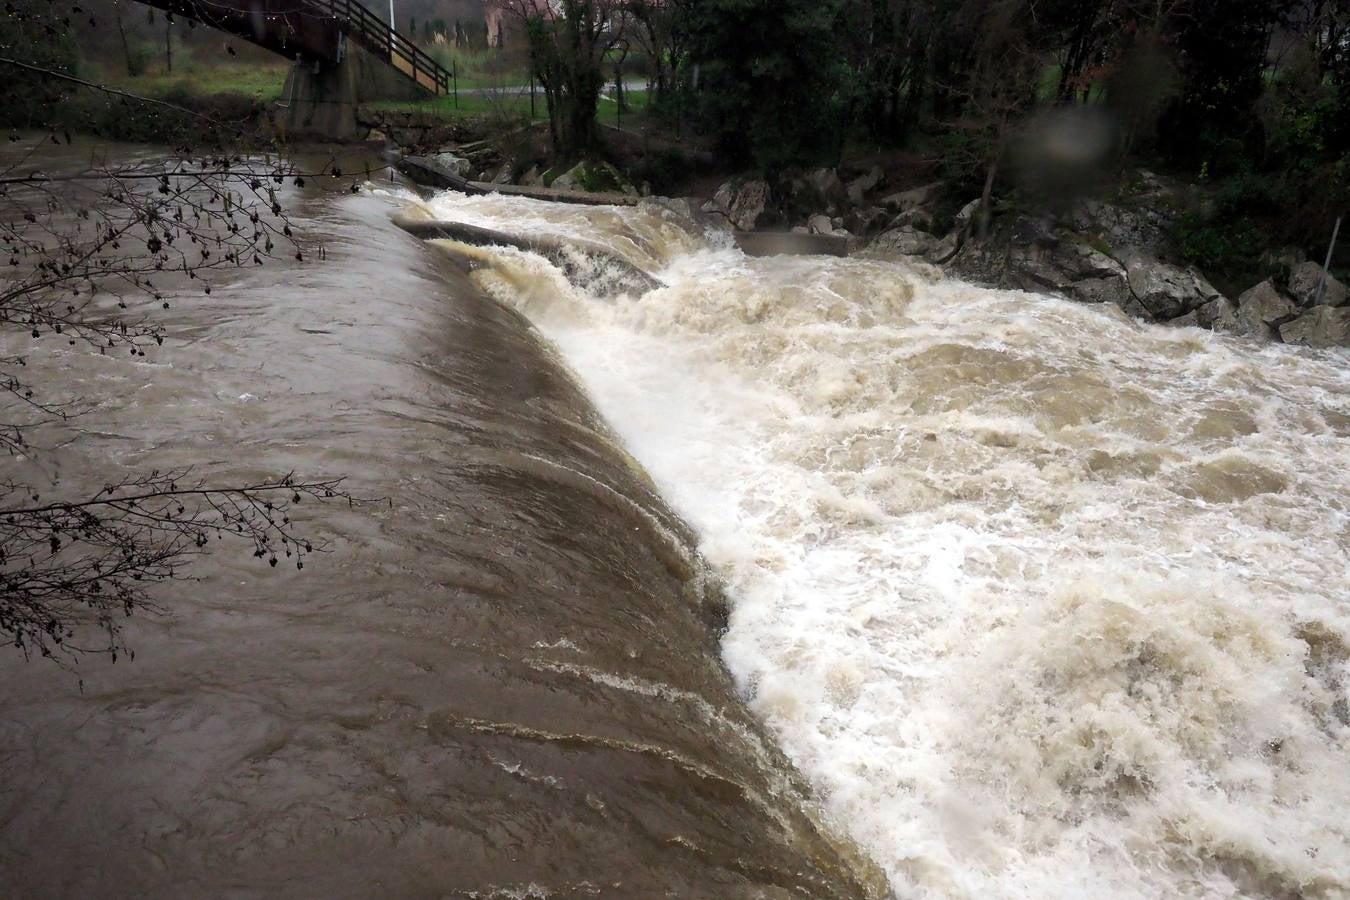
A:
[1235,280,1299,340]
[1124,255,1222,320]
[807,213,835,235]
[1287,261,1348,308]
[846,166,884,206]
[1280,305,1350,347]
[705,179,773,231]
[863,226,937,258]
[551,160,638,196]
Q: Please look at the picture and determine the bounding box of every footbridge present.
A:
[136,0,451,137]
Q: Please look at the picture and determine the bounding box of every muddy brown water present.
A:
[0,144,882,898]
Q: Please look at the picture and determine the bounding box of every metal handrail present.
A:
[318,0,451,95]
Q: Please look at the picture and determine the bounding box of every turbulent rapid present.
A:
[411,189,1350,898]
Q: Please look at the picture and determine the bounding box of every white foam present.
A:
[410,192,1350,897]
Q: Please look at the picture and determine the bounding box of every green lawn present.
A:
[106,63,290,102]
[372,87,650,129]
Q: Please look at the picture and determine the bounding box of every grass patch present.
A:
[106,63,289,102]
[372,88,650,129]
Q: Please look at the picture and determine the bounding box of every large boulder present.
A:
[552,160,636,194]
[1068,199,1173,258]
[865,226,938,258]
[430,152,472,177]
[807,213,835,235]
[1048,240,1125,280]
[1279,306,1350,347]
[846,165,884,205]
[845,205,891,237]
[1123,254,1221,320]
[780,167,848,218]
[1287,261,1348,308]
[1236,279,1299,340]
[705,179,771,229]
[880,181,944,213]
[727,180,771,231]
[1196,296,1240,332]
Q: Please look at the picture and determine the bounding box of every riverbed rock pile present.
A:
[850,172,1350,348]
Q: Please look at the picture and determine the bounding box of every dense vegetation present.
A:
[645,0,1347,258]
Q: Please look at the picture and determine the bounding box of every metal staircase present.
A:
[317,0,451,95]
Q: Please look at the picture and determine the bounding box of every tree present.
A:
[495,0,625,158]
[1,2,359,670]
[682,0,852,171]
[1158,0,1293,173]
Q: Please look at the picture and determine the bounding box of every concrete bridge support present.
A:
[277,39,426,140]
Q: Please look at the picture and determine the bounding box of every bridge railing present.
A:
[318,0,451,95]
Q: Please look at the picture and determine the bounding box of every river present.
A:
[2,146,1348,898]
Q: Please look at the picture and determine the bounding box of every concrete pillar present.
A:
[277,53,361,140]
[276,39,429,141]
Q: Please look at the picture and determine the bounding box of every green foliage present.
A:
[0,8,82,125]
[1156,0,1284,175]
[1175,212,1267,279]
[682,0,853,172]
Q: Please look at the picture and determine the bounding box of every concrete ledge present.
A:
[734,231,853,257]
[391,214,666,295]
[468,181,643,206]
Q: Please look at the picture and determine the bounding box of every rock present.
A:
[888,206,934,232]
[927,232,961,263]
[807,214,834,235]
[1236,279,1299,339]
[1071,276,1132,307]
[1068,199,1173,258]
[1279,305,1350,347]
[846,206,892,237]
[880,181,944,213]
[1169,310,1200,328]
[366,128,389,144]
[1260,245,1306,272]
[846,165,884,205]
[864,226,937,259]
[641,197,696,221]
[806,167,845,200]
[490,162,514,185]
[791,225,809,234]
[830,216,845,230]
[549,161,636,194]
[1049,240,1123,280]
[1287,261,1347,308]
[712,180,736,213]
[1010,216,1058,248]
[1124,254,1220,320]
[727,180,771,231]
[519,165,542,186]
[1196,296,1240,332]
[785,168,847,217]
[430,152,472,177]
[551,162,585,190]
[951,198,982,236]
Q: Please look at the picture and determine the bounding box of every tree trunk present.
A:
[115,2,134,76]
[165,18,172,75]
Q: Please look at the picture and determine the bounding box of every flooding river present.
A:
[0,147,882,898]
[2,143,1349,899]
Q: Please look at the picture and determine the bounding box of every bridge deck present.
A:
[139,0,451,95]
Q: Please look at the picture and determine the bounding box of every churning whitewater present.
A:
[405,189,1350,898]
